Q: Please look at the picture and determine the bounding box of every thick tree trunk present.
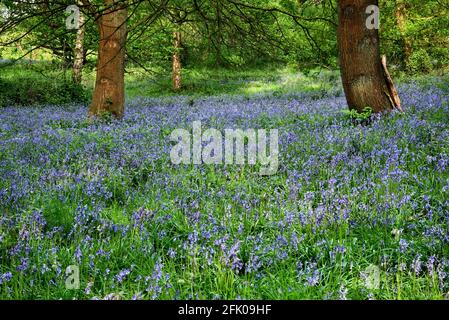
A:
[172,30,182,91]
[338,0,399,114]
[89,0,127,118]
[395,0,412,70]
[72,3,85,85]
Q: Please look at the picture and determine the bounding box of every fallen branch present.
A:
[381,55,403,112]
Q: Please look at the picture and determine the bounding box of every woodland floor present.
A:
[1,74,449,299]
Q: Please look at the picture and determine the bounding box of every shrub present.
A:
[408,49,433,74]
[0,67,90,107]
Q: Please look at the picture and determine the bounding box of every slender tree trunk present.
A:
[172,30,182,91]
[215,0,223,67]
[395,0,411,70]
[72,3,85,85]
[89,0,127,118]
[337,0,400,114]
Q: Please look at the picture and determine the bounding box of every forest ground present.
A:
[2,62,447,106]
[1,64,449,299]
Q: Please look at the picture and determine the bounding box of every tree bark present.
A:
[89,0,127,118]
[337,0,399,114]
[72,2,85,85]
[172,30,182,91]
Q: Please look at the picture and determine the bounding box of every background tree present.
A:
[72,1,86,84]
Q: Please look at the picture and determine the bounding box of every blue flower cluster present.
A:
[0,78,448,299]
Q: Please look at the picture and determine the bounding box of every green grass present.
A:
[1,62,344,106]
[123,66,342,99]
[2,60,447,107]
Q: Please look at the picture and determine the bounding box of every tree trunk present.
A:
[337,0,399,114]
[395,0,412,70]
[172,30,182,91]
[72,3,85,85]
[89,0,127,118]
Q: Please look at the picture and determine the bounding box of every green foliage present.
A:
[40,197,75,233]
[125,66,343,99]
[408,49,433,74]
[0,64,90,107]
[380,0,449,72]
[341,107,373,123]
[1,0,447,76]
[0,1,98,64]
